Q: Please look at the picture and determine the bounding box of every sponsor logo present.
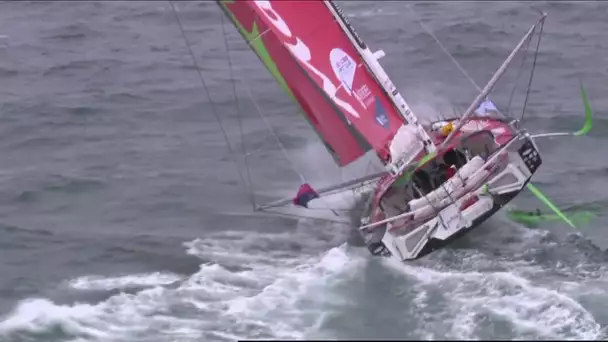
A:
[518,140,542,173]
[328,1,367,49]
[355,85,371,99]
[374,96,390,129]
[254,0,361,119]
[329,49,375,110]
[355,84,374,107]
[329,48,356,92]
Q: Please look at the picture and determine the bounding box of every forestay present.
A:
[218,0,416,167]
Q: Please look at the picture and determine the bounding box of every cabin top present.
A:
[374,115,517,209]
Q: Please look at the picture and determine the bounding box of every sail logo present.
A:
[374,96,390,129]
[254,0,361,119]
[355,84,374,107]
[330,48,374,110]
[330,48,356,92]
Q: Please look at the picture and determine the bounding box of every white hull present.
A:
[362,133,542,262]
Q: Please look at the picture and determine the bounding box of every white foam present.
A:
[347,7,390,19]
[0,298,111,340]
[68,272,183,291]
[0,210,605,341]
[0,228,365,342]
[382,257,602,340]
[225,245,364,339]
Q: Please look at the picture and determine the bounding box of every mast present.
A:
[440,14,547,149]
[324,0,436,155]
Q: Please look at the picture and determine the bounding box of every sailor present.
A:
[441,153,457,179]
[443,148,466,171]
[440,121,455,137]
[524,209,542,216]
[444,162,457,179]
[378,141,392,164]
[427,160,449,189]
[413,169,432,196]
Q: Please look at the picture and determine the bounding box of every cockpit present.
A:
[380,129,501,219]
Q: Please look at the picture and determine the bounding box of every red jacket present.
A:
[446,165,457,178]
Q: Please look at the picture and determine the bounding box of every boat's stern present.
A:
[378,132,543,261]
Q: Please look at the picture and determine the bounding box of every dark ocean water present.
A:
[0,1,607,341]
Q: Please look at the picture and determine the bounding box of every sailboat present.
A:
[204,0,594,262]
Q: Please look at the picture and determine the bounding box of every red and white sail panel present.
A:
[219,0,409,166]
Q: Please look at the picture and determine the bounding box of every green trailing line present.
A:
[392,81,593,229]
[523,81,594,229]
[531,81,593,138]
[507,207,595,227]
[575,80,593,136]
[524,183,577,228]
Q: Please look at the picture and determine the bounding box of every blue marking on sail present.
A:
[374,96,390,129]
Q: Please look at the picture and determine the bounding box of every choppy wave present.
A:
[0,232,365,342]
[384,257,602,340]
[0,219,606,341]
[1,0,608,341]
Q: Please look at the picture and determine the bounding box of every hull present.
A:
[414,189,521,259]
[358,117,542,262]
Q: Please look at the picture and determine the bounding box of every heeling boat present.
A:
[211,0,594,262]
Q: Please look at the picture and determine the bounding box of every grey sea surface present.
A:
[0,1,607,341]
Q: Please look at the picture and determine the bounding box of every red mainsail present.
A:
[219,0,407,166]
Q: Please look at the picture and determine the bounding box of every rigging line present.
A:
[219,13,257,209]
[242,135,274,157]
[295,207,353,212]
[412,181,447,228]
[238,77,306,184]
[168,1,254,210]
[238,77,340,217]
[520,19,545,122]
[437,175,464,222]
[259,208,351,225]
[406,4,481,92]
[506,27,535,115]
[408,4,547,126]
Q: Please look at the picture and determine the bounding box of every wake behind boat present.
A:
[174,1,595,263]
